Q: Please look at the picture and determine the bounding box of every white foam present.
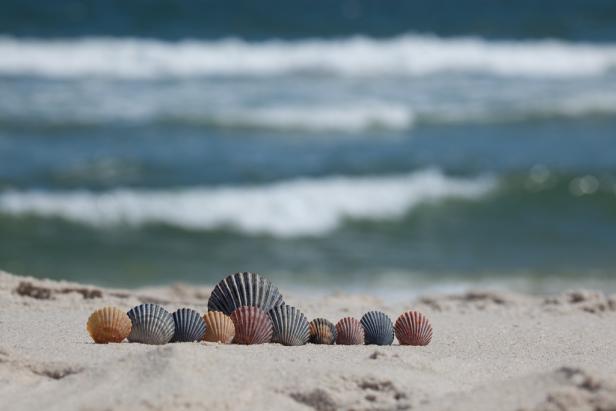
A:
[0,169,495,236]
[1,35,616,78]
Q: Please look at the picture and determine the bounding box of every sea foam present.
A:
[0,169,495,236]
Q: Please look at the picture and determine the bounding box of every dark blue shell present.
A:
[127,303,175,345]
[172,308,207,342]
[268,305,310,346]
[360,311,394,346]
[208,272,285,315]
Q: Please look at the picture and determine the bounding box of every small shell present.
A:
[309,318,337,345]
[230,306,273,345]
[208,272,285,315]
[127,304,175,345]
[203,311,235,343]
[172,308,207,342]
[360,311,394,346]
[335,317,364,345]
[268,305,310,346]
[395,311,432,346]
[86,306,132,343]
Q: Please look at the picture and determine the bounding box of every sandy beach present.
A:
[0,270,614,411]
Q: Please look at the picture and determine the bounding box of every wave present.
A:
[2,35,616,79]
[0,169,495,236]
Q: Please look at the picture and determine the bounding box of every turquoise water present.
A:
[1,1,616,291]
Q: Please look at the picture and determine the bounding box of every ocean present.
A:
[1,1,616,293]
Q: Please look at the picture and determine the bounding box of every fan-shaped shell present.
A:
[268,305,310,346]
[335,317,364,345]
[172,308,206,342]
[203,311,235,343]
[208,272,284,315]
[309,318,337,345]
[360,311,394,346]
[127,304,175,345]
[86,306,132,343]
[230,306,273,345]
[395,311,432,346]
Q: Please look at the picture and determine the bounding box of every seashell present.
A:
[86,306,132,344]
[268,305,310,346]
[230,306,273,345]
[208,272,284,315]
[309,318,337,345]
[395,311,432,346]
[126,303,175,345]
[202,311,235,343]
[335,317,364,345]
[171,308,207,342]
[360,311,394,346]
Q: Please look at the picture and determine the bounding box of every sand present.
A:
[1,270,615,411]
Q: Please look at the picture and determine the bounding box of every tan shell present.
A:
[395,311,432,346]
[335,317,364,345]
[203,311,235,343]
[309,318,337,345]
[86,306,132,344]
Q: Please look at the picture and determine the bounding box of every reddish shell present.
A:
[230,306,273,345]
[394,311,432,346]
[203,311,235,344]
[335,317,364,345]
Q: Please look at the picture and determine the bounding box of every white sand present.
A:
[1,270,615,411]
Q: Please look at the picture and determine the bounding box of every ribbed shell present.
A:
[127,304,175,345]
[203,311,235,343]
[86,306,132,344]
[335,317,365,345]
[395,311,433,346]
[268,305,310,346]
[172,308,207,342]
[230,306,273,345]
[309,318,337,345]
[360,311,394,346]
[207,272,284,315]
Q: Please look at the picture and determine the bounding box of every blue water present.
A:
[1,1,616,292]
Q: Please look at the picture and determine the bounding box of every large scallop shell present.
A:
[335,317,364,345]
[207,272,284,315]
[202,311,235,343]
[172,308,207,342]
[86,306,132,343]
[268,305,310,346]
[230,306,273,345]
[360,311,394,346]
[309,318,337,345]
[395,311,432,346]
[127,303,175,345]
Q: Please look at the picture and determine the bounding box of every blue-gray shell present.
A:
[172,308,207,342]
[360,311,394,346]
[127,304,175,345]
[268,305,310,346]
[208,272,285,315]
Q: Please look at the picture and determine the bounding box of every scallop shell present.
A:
[171,308,207,342]
[309,318,337,345]
[127,303,175,345]
[360,311,394,346]
[395,311,432,346]
[208,272,284,315]
[268,305,310,346]
[202,311,235,343]
[86,306,132,344]
[335,317,365,345]
[230,306,273,345]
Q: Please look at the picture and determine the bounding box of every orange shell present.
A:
[394,311,432,346]
[203,311,235,343]
[86,306,132,344]
[335,317,364,345]
[230,306,273,345]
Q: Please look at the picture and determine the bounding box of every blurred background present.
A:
[1,0,616,294]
